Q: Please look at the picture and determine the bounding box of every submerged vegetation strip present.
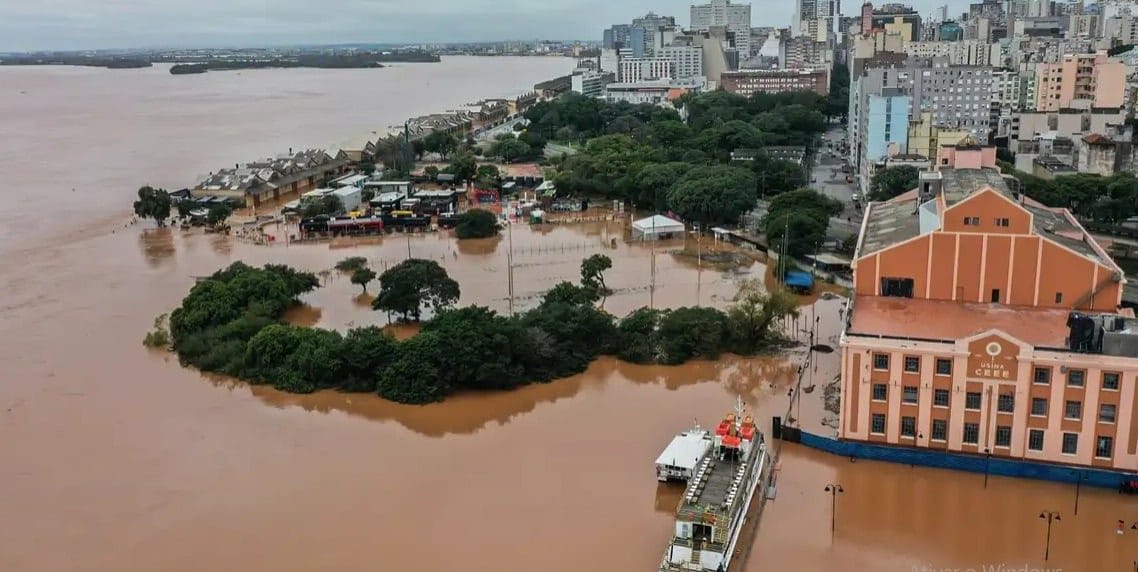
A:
[155,258,800,404]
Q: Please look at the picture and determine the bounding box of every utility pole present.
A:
[507,219,515,316]
[649,208,657,310]
[696,222,702,306]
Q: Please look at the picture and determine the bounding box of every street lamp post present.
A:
[984,448,992,489]
[824,484,844,539]
[1072,470,1085,516]
[1039,510,1061,561]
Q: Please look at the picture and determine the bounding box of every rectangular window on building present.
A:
[995,218,1010,227]
[903,386,919,404]
[1068,369,1086,387]
[963,216,980,226]
[935,359,952,376]
[931,419,948,441]
[963,422,980,444]
[997,394,1015,413]
[1100,403,1117,424]
[1055,292,1063,304]
[990,289,1001,303]
[933,389,950,407]
[1065,400,1082,420]
[904,356,920,373]
[881,277,915,298]
[1031,397,1048,416]
[1034,367,1051,385]
[872,383,887,401]
[965,392,982,410]
[873,353,889,370]
[1028,429,1045,451]
[1062,432,1078,455]
[901,416,916,437]
[1096,435,1114,458]
[871,413,886,435]
[995,426,1012,447]
[1104,372,1120,390]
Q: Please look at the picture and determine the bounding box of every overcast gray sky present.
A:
[1,0,973,51]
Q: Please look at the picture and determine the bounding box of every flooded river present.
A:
[1,59,1135,572]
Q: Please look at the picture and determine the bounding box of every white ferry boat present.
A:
[655,427,712,482]
[656,398,771,572]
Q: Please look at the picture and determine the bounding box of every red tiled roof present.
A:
[848,296,1073,348]
[1082,133,1111,145]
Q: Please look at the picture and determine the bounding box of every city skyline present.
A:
[2,0,979,52]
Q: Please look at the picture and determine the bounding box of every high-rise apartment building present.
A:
[690,0,753,57]
[904,40,998,66]
[605,13,680,58]
[794,0,838,42]
[857,87,912,192]
[1032,52,1127,111]
[869,4,923,38]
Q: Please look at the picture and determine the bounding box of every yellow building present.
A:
[907,113,971,160]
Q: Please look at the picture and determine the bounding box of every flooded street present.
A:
[2,60,1136,572]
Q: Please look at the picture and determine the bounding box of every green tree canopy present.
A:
[765,188,842,258]
[728,280,799,352]
[580,254,613,294]
[489,137,533,163]
[133,186,172,225]
[206,203,232,226]
[655,307,732,365]
[423,131,459,158]
[372,258,460,321]
[455,208,500,239]
[665,165,758,226]
[869,165,920,202]
[445,152,478,183]
[350,267,377,292]
[176,200,194,218]
[302,194,344,218]
[335,256,368,272]
[631,162,692,209]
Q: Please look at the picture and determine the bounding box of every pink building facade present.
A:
[840,143,1138,471]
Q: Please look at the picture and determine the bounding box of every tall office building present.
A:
[691,0,753,57]
[794,0,838,42]
[606,13,679,58]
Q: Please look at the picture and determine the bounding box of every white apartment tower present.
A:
[690,0,753,56]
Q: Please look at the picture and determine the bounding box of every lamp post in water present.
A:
[1072,469,1086,516]
[983,448,992,488]
[1038,510,1060,561]
[824,484,843,539]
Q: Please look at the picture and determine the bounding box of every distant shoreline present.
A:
[0,51,442,72]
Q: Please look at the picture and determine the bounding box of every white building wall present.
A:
[659,45,704,79]
[691,0,752,56]
[619,58,675,82]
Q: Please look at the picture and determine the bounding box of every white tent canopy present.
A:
[631,214,684,240]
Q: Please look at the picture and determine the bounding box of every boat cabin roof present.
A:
[655,430,711,471]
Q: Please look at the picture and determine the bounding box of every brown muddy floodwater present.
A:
[1,61,1136,572]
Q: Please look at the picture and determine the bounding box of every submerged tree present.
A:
[206,203,233,227]
[133,186,172,226]
[372,258,460,321]
[334,256,368,273]
[350,267,377,293]
[580,254,613,294]
[727,280,800,352]
[455,209,500,239]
